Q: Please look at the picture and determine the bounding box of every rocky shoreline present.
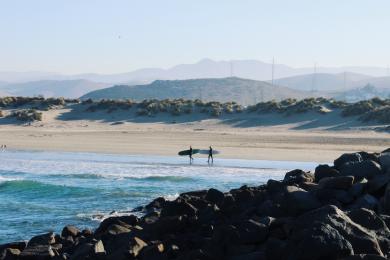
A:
[3,150,390,259]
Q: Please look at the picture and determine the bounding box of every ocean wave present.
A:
[0,179,96,197]
[41,173,193,182]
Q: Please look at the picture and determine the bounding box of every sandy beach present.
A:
[0,107,389,162]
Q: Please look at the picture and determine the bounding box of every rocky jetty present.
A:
[3,150,390,259]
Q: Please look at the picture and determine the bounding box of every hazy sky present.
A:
[1,0,390,74]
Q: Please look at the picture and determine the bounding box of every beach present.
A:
[0,114,389,162]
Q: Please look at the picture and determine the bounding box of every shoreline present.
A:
[2,149,390,259]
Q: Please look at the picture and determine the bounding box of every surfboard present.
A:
[199,150,220,155]
[178,149,200,156]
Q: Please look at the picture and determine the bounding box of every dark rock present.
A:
[293,205,384,256]
[94,215,139,235]
[227,250,266,260]
[139,243,165,260]
[69,240,105,260]
[106,224,131,235]
[0,241,27,252]
[379,153,390,172]
[256,200,284,218]
[383,183,390,214]
[349,179,368,198]
[266,179,285,194]
[340,160,382,180]
[358,152,380,163]
[314,164,341,182]
[265,238,288,260]
[349,194,379,211]
[290,222,354,260]
[282,186,321,215]
[28,232,56,246]
[318,176,354,190]
[205,188,224,206]
[316,188,354,204]
[334,153,363,169]
[283,169,314,185]
[1,248,21,260]
[343,254,388,259]
[367,174,390,196]
[19,245,56,259]
[61,225,80,238]
[161,199,197,217]
[237,219,268,244]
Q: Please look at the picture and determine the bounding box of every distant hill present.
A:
[1,59,389,84]
[274,72,372,92]
[334,84,390,102]
[0,80,109,98]
[81,77,318,105]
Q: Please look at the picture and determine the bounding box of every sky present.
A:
[1,0,390,74]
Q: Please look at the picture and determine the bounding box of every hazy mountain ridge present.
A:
[0,79,110,99]
[1,59,389,84]
[81,77,318,105]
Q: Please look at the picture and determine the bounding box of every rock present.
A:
[61,225,80,238]
[265,238,288,260]
[161,199,197,217]
[69,240,105,260]
[19,245,56,259]
[283,169,314,185]
[1,248,21,259]
[358,152,380,163]
[315,188,354,204]
[334,153,363,169]
[314,164,341,182]
[343,254,388,259]
[290,222,354,260]
[205,188,225,206]
[227,250,266,260]
[340,160,382,180]
[282,186,321,215]
[266,179,285,194]
[379,153,390,172]
[318,176,354,190]
[28,232,56,246]
[237,219,268,244]
[349,179,368,198]
[367,174,390,196]
[383,183,390,214]
[293,205,384,256]
[106,224,131,235]
[349,194,379,211]
[94,215,139,235]
[139,243,165,260]
[299,181,319,191]
[0,241,27,252]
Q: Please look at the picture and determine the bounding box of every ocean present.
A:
[0,150,318,244]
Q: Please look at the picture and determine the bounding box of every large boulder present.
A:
[379,153,390,172]
[281,186,321,216]
[161,199,198,217]
[340,160,382,180]
[28,232,56,246]
[95,215,139,235]
[348,194,379,211]
[205,188,225,206]
[314,164,341,182]
[19,245,56,259]
[292,205,384,256]
[367,174,390,196]
[334,153,363,169]
[61,225,80,238]
[283,169,314,185]
[318,176,354,190]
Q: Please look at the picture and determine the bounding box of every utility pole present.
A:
[271,57,275,86]
[311,62,317,93]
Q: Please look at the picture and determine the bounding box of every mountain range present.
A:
[81,77,319,105]
[1,59,390,101]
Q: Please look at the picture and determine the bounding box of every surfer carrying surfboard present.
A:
[208,146,214,164]
[189,146,194,164]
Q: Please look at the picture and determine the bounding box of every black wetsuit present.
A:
[208,148,213,163]
[189,147,193,163]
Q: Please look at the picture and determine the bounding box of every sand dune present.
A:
[0,107,389,163]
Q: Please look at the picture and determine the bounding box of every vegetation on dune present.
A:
[1,96,390,125]
[84,98,244,117]
[8,109,43,121]
[0,96,79,110]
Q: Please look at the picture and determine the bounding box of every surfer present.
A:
[189,146,194,164]
[208,146,214,164]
